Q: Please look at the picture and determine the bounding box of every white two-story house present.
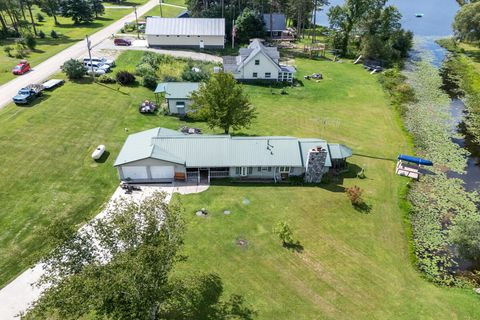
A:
[222,39,295,82]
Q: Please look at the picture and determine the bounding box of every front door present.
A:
[241,167,248,177]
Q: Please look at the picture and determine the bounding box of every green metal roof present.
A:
[154,82,200,100]
[114,127,352,168]
[328,143,353,159]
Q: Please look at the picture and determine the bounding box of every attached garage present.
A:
[122,166,148,180]
[150,166,175,180]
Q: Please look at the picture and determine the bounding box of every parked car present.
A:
[12,60,30,75]
[42,79,65,90]
[86,67,106,76]
[83,56,115,67]
[84,61,110,72]
[114,38,132,46]
[12,84,43,105]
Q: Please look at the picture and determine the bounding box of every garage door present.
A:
[122,166,148,180]
[150,166,175,180]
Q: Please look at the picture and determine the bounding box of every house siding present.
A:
[233,52,280,81]
[146,35,224,48]
[168,98,192,114]
[117,158,186,183]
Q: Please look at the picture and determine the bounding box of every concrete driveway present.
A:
[0,181,209,319]
[0,0,160,110]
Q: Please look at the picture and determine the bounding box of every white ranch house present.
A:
[145,17,225,49]
[222,39,295,82]
[114,127,352,184]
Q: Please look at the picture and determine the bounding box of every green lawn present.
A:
[170,59,480,318]
[0,3,144,85]
[141,3,185,19]
[0,51,478,318]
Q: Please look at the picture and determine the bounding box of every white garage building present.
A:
[113,127,352,184]
[145,17,225,49]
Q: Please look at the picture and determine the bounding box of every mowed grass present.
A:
[141,3,185,19]
[170,58,480,318]
[0,4,140,85]
[0,50,478,318]
[0,76,197,287]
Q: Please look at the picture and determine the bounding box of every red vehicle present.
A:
[12,60,30,75]
[114,38,132,46]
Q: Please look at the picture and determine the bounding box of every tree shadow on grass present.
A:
[94,82,131,95]
[353,202,372,214]
[283,241,304,253]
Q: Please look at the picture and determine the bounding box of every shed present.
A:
[145,17,225,49]
[154,82,200,115]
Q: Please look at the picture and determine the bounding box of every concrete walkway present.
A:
[0,182,208,319]
[0,0,160,110]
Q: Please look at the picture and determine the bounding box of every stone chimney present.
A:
[304,147,328,183]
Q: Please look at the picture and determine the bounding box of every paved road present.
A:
[0,0,160,110]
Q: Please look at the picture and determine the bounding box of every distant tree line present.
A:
[0,0,110,38]
[187,0,412,66]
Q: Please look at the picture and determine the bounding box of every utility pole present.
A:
[312,0,318,44]
[159,0,163,17]
[86,35,95,81]
[134,5,139,39]
[232,21,234,49]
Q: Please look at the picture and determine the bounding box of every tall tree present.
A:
[25,193,254,319]
[190,72,257,134]
[90,0,104,19]
[235,7,265,44]
[453,1,480,43]
[25,0,37,35]
[327,0,378,56]
[59,0,94,24]
[38,0,60,24]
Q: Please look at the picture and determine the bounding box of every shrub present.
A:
[139,52,160,70]
[3,46,13,57]
[97,74,116,84]
[25,34,36,50]
[142,71,158,89]
[181,66,209,82]
[116,71,135,85]
[13,42,27,58]
[61,59,87,80]
[135,63,155,76]
[38,30,46,39]
[50,30,58,39]
[345,186,364,205]
[36,13,45,22]
[273,221,295,246]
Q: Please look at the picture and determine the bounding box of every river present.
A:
[315,0,480,191]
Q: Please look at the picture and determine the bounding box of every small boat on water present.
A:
[415,13,424,18]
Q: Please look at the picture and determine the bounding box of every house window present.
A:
[265,72,271,78]
[258,167,262,172]
[235,167,241,175]
[248,167,253,174]
[267,167,272,172]
[255,60,260,65]
[279,166,290,173]
[253,72,258,78]
[261,167,268,171]
[166,35,169,37]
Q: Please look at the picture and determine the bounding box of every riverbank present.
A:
[437,39,480,145]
